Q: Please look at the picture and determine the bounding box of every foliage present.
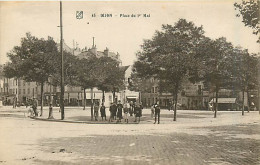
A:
[234,0,260,42]
[96,56,125,94]
[3,33,58,83]
[134,19,205,94]
[133,19,206,120]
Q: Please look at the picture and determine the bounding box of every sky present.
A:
[0,0,259,66]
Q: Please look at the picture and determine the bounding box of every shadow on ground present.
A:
[31,124,260,165]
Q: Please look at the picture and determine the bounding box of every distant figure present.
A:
[109,103,117,122]
[134,103,142,123]
[129,101,134,116]
[154,101,160,124]
[13,97,17,109]
[123,102,129,123]
[140,102,143,117]
[94,101,99,121]
[32,98,38,117]
[117,100,123,123]
[100,103,106,121]
[151,104,155,118]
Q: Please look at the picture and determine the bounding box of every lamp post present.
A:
[60,0,65,120]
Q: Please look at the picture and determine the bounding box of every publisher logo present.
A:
[76,11,83,19]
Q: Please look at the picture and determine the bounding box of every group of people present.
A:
[94,100,143,123]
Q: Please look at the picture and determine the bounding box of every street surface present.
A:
[0,106,259,165]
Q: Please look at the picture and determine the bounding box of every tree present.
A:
[75,56,105,120]
[198,37,234,118]
[234,0,260,43]
[4,33,58,116]
[96,56,125,105]
[47,51,78,119]
[133,19,205,121]
[229,47,259,115]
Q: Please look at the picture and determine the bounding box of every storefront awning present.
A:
[126,96,137,99]
[210,98,236,104]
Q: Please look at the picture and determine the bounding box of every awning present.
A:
[210,98,236,104]
[126,96,137,99]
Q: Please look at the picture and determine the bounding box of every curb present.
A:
[29,116,139,124]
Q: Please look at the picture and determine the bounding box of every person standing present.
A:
[13,97,17,109]
[134,103,141,123]
[151,104,155,118]
[32,98,38,117]
[123,102,129,123]
[129,101,134,116]
[109,102,117,122]
[109,103,114,122]
[100,103,106,121]
[154,101,160,124]
[94,101,99,121]
[117,100,123,123]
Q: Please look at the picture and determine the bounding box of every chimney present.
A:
[104,47,109,57]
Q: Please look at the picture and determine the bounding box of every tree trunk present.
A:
[78,92,80,107]
[173,91,178,121]
[48,85,54,119]
[112,89,116,103]
[214,85,219,118]
[102,90,105,105]
[247,88,250,113]
[91,87,94,121]
[40,81,44,116]
[242,88,245,116]
[258,86,260,115]
[83,88,86,110]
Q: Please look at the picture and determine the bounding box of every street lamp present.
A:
[60,1,65,120]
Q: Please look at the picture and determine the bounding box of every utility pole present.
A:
[60,0,65,120]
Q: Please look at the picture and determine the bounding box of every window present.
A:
[28,88,30,94]
[23,89,26,94]
[23,81,25,86]
[198,85,202,95]
[155,87,158,93]
[19,89,21,94]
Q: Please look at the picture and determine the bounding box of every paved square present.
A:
[0,106,259,165]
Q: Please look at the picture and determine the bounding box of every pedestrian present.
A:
[32,98,38,117]
[129,101,134,116]
[134,103,142,123]
[100,103,106,121]
[117,100,123,123]
[109,102,117,122]
[48,103,54,119]
[140,102,143,117]
[154,101,160,124]
[113,102,117,120]
[123,102,129,123]
[94,101,99,121]
[13,96,17,109]
[151,104,155,118]
[109,103,114,122]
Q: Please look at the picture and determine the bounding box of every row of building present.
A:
[0,42,258,110]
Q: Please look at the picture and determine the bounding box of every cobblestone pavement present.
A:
[0,106,259,165]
